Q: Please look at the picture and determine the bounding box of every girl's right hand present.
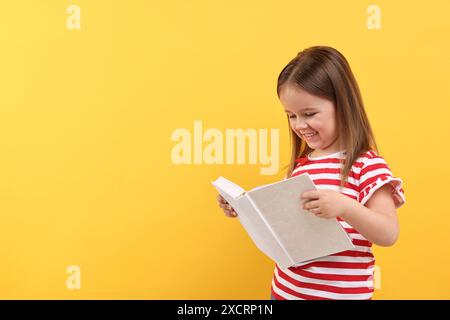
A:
[216,194,238,218]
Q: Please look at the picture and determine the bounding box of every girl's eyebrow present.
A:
[284,107,317,113]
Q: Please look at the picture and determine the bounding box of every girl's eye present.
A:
[288,113,316,119]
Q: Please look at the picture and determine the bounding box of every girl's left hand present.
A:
[301,189,352,219]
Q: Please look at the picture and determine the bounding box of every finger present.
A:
[308,207,321,215]
[218,195,228,203]
[219,199,229,206]
[301,190,320,200]
[226,206,236,214]
[219,202,228,208]
[303,200,320,210]
[225,209,237,217]
[310,208,328,218]
[315,212,328,219]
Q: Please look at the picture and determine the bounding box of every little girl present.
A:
[216,46,405,300]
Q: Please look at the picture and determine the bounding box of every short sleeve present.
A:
[357,153,406,209]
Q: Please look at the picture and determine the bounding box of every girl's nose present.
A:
[294,119,309,131]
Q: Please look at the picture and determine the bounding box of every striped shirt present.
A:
[271,150,406,300]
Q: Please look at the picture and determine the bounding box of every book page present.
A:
[212,177,290,266]
[211,176,246,200]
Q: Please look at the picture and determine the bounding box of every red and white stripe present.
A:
[271,150,405,300]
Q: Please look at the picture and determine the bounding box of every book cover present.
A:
[212,174,355,268]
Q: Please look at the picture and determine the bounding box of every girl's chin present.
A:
[304,134,320,144]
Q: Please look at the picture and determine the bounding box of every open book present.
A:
[212,174,355,269]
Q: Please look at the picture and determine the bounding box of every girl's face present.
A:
[279,84,342,156]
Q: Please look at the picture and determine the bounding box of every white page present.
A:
[212,178,284,264]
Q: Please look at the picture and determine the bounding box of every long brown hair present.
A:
[277,46,378,190]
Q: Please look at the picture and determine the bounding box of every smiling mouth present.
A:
[302,131,318,138]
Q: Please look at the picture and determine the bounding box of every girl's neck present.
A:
[309,149,345,158]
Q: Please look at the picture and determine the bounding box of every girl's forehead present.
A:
[280,86,330,111]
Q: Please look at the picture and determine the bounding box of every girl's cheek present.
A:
[309,119,320,127]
